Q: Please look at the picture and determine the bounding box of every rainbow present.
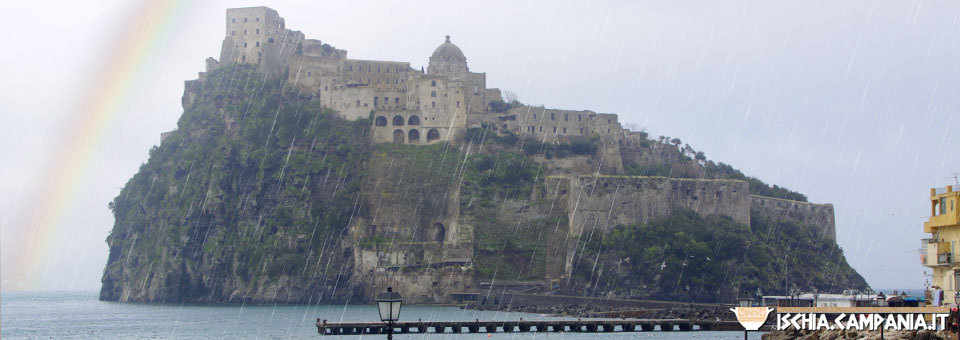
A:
[10,0,190,290]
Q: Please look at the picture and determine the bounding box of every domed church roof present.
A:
[428,35,468,75]
[430,35,466,61]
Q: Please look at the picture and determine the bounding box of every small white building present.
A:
[803,293,856,307]
[762,291,875,307]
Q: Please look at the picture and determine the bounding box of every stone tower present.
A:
[219,7,302,76]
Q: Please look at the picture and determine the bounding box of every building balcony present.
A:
[925,214,960,233]
[922,239,955,266]
[925,186,959,233]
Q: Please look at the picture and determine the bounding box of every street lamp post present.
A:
[738,292,754,340]
[377,287,404,340]
[876,292,886,339]
[812,287,819,307]
[789,286,801,307]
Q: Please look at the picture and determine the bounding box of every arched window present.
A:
[393,129,405,143]
[375,116,387,126]
[408,115,420,125]
[408,129,420,143]
[392,115,405,126]
[427,128,440,142]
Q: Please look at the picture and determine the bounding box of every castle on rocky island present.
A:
[179,6,846,303]
[204,6,631,147]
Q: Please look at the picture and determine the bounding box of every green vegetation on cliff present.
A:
[101,65,370,303]
[571,209,866,302]
[621,143,808,202]
[706,162,808,201]
[461,149,547,280]
[469,126,806,202]
[460,131,569,281]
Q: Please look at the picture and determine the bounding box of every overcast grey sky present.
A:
[1,0,957,291]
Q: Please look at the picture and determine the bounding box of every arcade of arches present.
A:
[376,114,421,127]
[375,117,442,144]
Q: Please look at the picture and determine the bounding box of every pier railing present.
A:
[315,318,748,335]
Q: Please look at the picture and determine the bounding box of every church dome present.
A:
[430,35,465,61]
[428,35,468,75]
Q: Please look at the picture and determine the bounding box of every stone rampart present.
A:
[547,175,752,233]
[545,175,751,280]
[750,195,836,239]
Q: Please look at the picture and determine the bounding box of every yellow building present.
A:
[922,184,960,304]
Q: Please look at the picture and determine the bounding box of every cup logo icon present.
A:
[729,307,774,330]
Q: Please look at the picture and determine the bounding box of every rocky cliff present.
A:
[100,65,369,303]
[100,65,867,305]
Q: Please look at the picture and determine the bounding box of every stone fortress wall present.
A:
[545,175,752,278]
[750,195,836,240]
[541,175,834,279]
[203,6,840,300]
[546,175,753,231]
[505,107,623,143]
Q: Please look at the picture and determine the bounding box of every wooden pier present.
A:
[316,318,745,335]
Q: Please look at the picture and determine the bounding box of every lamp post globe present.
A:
[377,287,404,340]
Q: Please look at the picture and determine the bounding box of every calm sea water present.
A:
[1,291,764,339]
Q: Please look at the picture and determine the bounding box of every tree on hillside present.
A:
[502,90,518,104]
